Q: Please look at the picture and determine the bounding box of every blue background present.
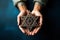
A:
[0,0,60,40]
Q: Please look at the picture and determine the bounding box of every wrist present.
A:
[33,2,42,11]
[20,6,27,12]
[17,2,27,11]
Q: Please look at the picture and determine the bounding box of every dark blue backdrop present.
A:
[0,0,60,40]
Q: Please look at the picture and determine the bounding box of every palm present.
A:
[29,11,43,35]
[17,10,30,34]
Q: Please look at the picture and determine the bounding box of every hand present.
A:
[17,10,31,34]
[17,10,43,35]
[28,10,43,35]
[26,2,42,35]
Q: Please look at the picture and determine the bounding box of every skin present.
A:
[17,2,43,35]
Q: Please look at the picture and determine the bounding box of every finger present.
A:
[25,29,32,35]
[31,11,35,14]
[17,12,24,25]
[31,29,36,35]
[34,27,40,34]
[28,28,36,35]
[32,27,38,35]
[39,14,43,26]
[19,26,25,33]
[27,30,32,35]
[25,29,33,35]
[17,15,20,25]
[35,11,41,16]
[29,32,32,35]
[31,26,41,35]
[25,29,29,35]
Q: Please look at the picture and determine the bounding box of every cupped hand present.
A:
[28,10,43,35]
[17,10,31,34]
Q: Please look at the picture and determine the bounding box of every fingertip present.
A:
[35,27,40,34]
[32,33,35,35]
[19,26,25,33]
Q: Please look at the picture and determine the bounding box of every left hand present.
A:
[27,10,43,35]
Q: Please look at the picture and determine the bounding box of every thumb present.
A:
[19,26,25,33]
[31,11,35,14]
